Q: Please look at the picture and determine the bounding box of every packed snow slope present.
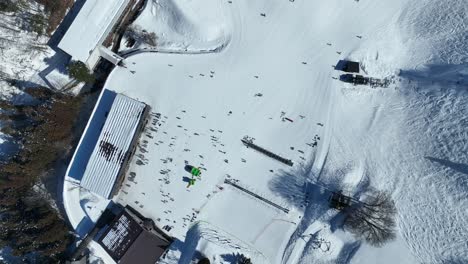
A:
[121,0,229,51]
[101,0,468,263]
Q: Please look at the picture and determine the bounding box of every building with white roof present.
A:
[58,0,129,69]
[66,89,147,199]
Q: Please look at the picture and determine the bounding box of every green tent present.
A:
[191,167,201,177]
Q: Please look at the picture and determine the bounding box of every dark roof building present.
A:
[335,60,360,73]
[97,207,172,264]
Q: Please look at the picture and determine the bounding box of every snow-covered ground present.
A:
[0,3,52,100]
[0,3,75,101]
[62,0,468,263]
[119,0,229,52]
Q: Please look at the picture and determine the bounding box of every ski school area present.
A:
[62,0,336,262]
[63,81,318,263]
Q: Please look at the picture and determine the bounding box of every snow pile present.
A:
[120,0,230,52]
[354,0,468,75]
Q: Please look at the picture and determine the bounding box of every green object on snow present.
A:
[191,167,201,176]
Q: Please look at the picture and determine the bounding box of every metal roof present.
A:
[119,231,170,264]
[97,208,172,263]
[98,211,143,261]
[80,91,146,198]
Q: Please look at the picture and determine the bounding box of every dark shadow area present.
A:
[75,214,94,238]
[4,79,43,90]
[425,156,468,175]
[184,164,194,173]
[399,63,468,87]
[334,240,361,263]
[268,162,315,209]
[47,0,87,51]
[442,256,468,264]
[220,253,249,263]
[220,253,237,263]
[0,136,20,162]
[268,161,334,215]
[182,176,191,183]
[37,49,72,90]
[42,49,71,74]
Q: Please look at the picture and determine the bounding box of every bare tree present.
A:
[344,188,397,247]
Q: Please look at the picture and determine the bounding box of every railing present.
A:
[241,136,293,166]
[224,179,290,214]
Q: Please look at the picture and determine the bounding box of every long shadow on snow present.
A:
[399,63,468,88]
[425,156,468,176]
[424,157,468,194]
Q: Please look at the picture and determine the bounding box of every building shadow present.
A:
[48,0,87,51]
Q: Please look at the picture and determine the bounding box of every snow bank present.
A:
[120,0,230,52]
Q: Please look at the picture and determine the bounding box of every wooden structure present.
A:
[339,74,390,88]
[335,60,360,73]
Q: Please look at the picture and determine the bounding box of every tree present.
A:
[343,189,397,247]
[68,61,95,83]
[0,87,81,261]
[0,0,18,13]
[198,257,210,264]
[29,13,47,36]
[238,254,252,264]
[125,25,157,47]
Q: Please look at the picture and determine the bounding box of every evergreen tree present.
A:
[68,61,95,83]
[0,87,82,261]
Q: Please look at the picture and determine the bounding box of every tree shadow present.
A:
[220,252,239,263]
[442,256,468,264]
[399,63,468,87]
[425,156,468,175]
[268,160,366,211]
[268,161,315,209]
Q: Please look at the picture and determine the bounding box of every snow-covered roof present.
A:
[77,90,146,198]
[58,0,129,64]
